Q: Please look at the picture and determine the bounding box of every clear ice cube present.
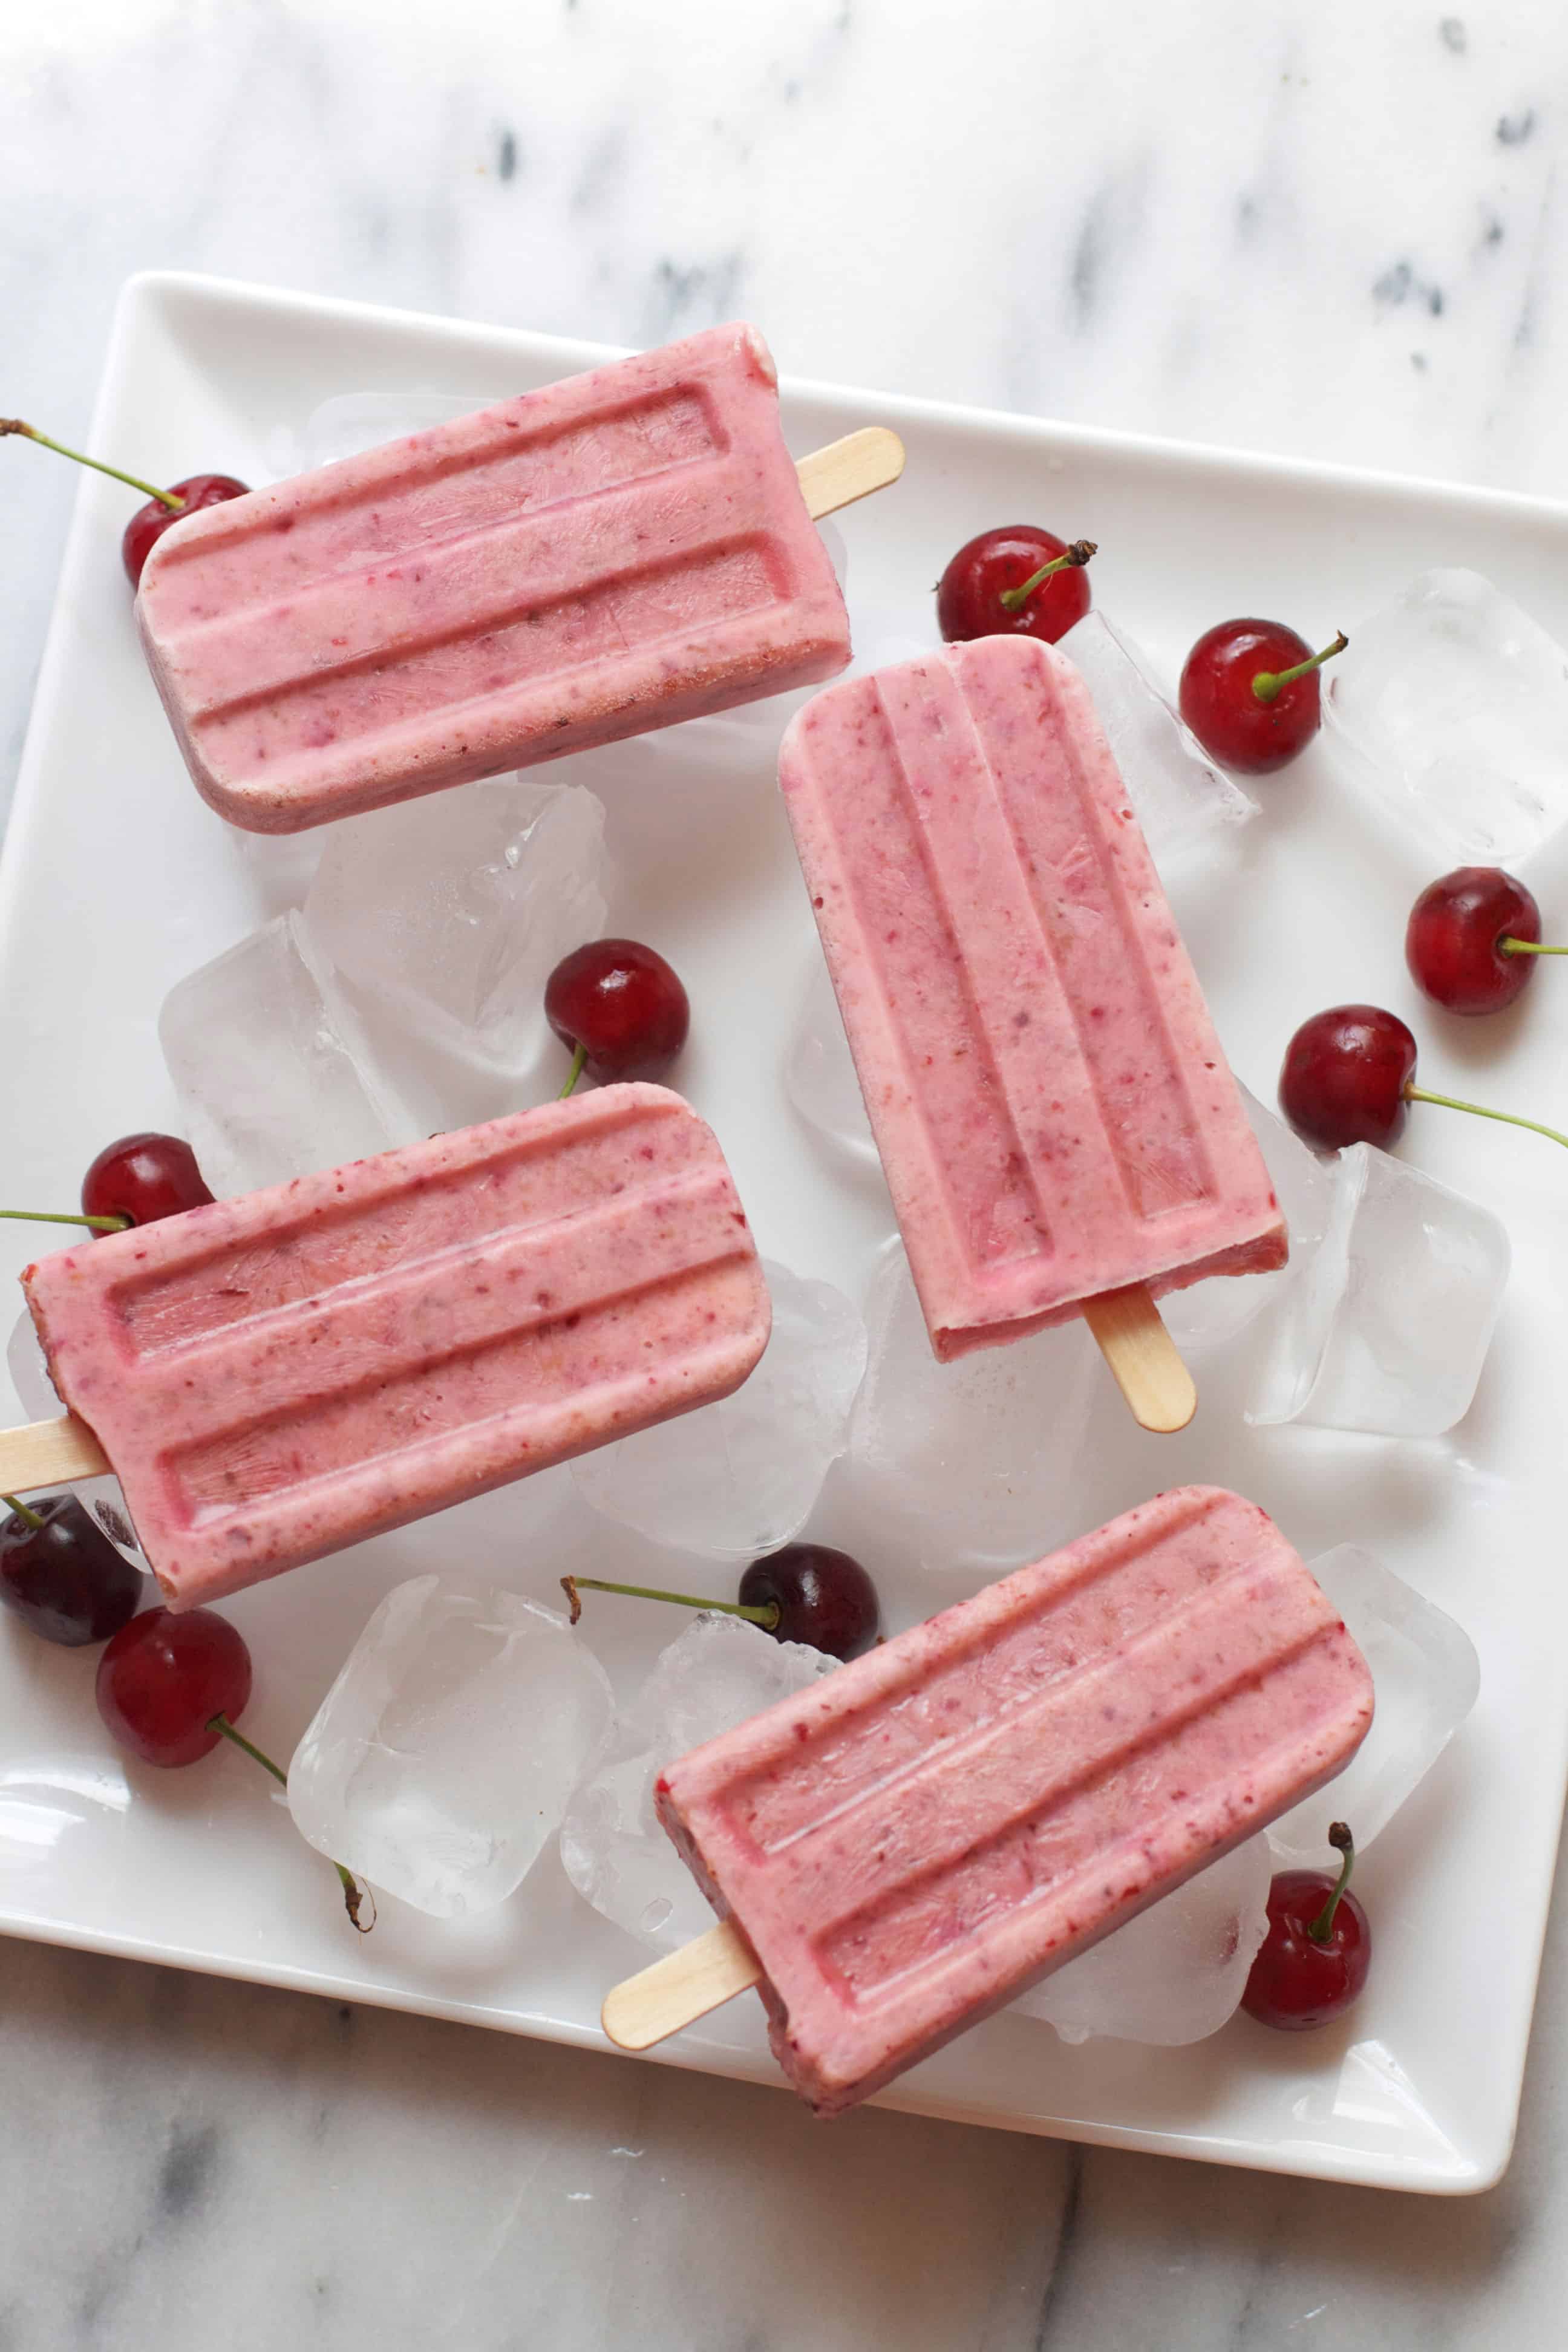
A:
[846,1245,1098,1578]
[570,1261,866,1560]
[302,778,609,1070]
[1010,1837,1272,2045]
[785,959,877,1163]
[1249,1144,1509,1436]
[159,911,416,1198]
[1059,609,1258,868]
[1269,1546,1480,1868]
[287,1575,612,1918]
[1324,568,1568,864]
[301,389,498,472]
[5,1310,144,1567]
[560,1615,835,1952]
[1162,1084,1335,1355]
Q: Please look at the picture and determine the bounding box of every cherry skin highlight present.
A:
[1406,867,1544,1015]
[545,939,690,1084]
[122,473,249,587]
[81,1133,215,1230]
[936,526,1094,647]
[95,1607,252,1767]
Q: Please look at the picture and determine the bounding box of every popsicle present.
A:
[5,1085,769,1607]
[777,635,1287,1429]
[603,1486,1374,2115]
[137,324,903,834]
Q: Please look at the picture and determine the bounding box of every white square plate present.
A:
[4,272,1567,2193]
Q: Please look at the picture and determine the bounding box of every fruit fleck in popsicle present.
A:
[137,325,903,833]
[777,635,1287,1428]
[5,1086,769,1607]
[603,1486,1374,2115]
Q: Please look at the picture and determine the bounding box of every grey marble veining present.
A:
[4,2,1568,2345]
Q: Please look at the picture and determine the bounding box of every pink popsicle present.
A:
[777,636,1287,1361]
[21,1085,768,1607]
[138,325,852,833]
[653,1486,1373,2116]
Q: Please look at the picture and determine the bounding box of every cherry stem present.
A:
[998,538,1097,613]
[1500,939,1568,957]
[560,1573,779,1633]
[1,419,185,511]
[1307,1821,1356,1943]
[557,1042,588,1100]
[1252,630,1348,704]
[1404,1081,1568,1151]
[207,1713,376,1933]
[2,1494,44,1532]
[0,1209,129,1232]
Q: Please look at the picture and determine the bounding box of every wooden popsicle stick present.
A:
[795,426,905,521]
[602,1916,762,2051]
[1081,1285,1197,1434]
[0,1414,111,1489]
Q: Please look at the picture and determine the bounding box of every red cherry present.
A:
[1242,1824,1372,2031]
[1178,618,1347,774]
[545,939,690,1085]
[82,1132,215,1229]
[0,1493,143,1647]
[737,1544,881,1661]
[95,1606,252,1767]
[122,474,249,587]
[936,526,1096,647]
[1405,867,1557,1014]
[1279,1005,1417,1149]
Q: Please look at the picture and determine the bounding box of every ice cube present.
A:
[1011,1837,1272,2045]
[159,912,416,1198]
[785,958,878,1163]
[302,778,608,1070]
[1324,569,1568,864]
[1059,609,1258,868]
[1163,1083,1335,1354]
[560,1615,835,1951]
[5,1310,143,1566]
[287,1575,612,1918]
[302,389,498,471]
[570,1261,866,1559]
[846,1245,1098,1578]
[1249,1145,1509,1436]
[1269,1546,1480,1867]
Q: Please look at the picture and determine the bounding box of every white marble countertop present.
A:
[4,3,1568,2344]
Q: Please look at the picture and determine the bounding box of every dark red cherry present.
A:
[96,1607,252,1767]
[545,939,690,1085]
[0,1494,143,1646]
[122,474,249,587]
[936,526,1095,646]
[1178,618,1347,774]
[81,1133,214,1229]
[1242,1824,1371,2031]
[1405,867,1552,1014]
[1279,1006,1417,1149]
[737,1544,880,1661]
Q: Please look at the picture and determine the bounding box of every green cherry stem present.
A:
[561,1573,780,1634]
[557,1042,588,1099]
[1404,1082,1568,1151]
[1500,939,1568,957]
[998,537,1097,613]
[1307,1822,1356,1944]
[0,1209,129,1232]
[207,1713,376,1932]
[2,1495,45,1532]
[1252,629,1348,704]
[1,419,185,511]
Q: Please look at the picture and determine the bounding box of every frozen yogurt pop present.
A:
[5,1086,769,1606]
[777,635,1287,1428]
[137,324,903,833]
[603,1486,1374,2115]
